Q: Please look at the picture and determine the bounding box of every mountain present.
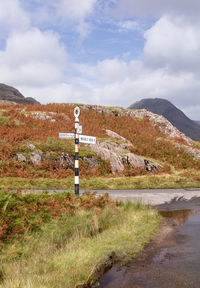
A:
[128,98,200,141]
[0,83,40,105]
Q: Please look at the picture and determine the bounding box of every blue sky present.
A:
[0,0,200,119]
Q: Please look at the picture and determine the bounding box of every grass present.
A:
[0,172,200,191]
[0,195,160,288]
[0,115,10,126]
[31,137,95,158]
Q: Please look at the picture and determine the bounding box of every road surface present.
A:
[22,188,200,206]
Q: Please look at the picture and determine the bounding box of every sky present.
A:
[0,0,200,119]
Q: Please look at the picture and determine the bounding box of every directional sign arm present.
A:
[59,133,74,139]
[79,135,96,144]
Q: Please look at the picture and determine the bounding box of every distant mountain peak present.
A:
[0,83,40,105]
[128,98,200,141]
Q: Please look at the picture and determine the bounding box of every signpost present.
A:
[59,106,96,196]
[59,133,74,139]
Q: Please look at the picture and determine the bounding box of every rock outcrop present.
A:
[80,104,192,145]
[89,130,159,174]
[127,109,192,145]
[176,145,200,160]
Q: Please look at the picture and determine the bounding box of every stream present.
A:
[97,197,200,288]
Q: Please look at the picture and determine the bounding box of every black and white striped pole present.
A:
[74,107,81,196]
[59,106,96,196]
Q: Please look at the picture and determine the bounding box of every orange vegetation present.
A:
[0,103,199,178]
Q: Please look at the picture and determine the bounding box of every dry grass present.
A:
[0,201,160,288]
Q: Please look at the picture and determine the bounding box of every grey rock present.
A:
[127,109,192,145]
[83,156,101,168]
[90,142,124,174]
[61,113,70,120]
[30,112,56,122]
[105,129,132,146]
[59,153,74,169]
[176,145,200,160]
[89,136,160,174]
[144,159,161,172]
[122,153,145,168]
[14,153,26,162]
[30,152,43,165]
[26,143,36,150]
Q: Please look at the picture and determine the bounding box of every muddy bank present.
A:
[76,218,172,288]
[97,201,200,288]
[92,219,175,288]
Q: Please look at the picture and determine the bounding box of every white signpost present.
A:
[79,135,96,144]
[59,106,96,196]
[59,133,74,139]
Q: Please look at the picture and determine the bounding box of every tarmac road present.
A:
[22,188,200,206]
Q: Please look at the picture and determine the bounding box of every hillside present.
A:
[0,83,40,105]
[128,98,200,141]
[0,103,200,190]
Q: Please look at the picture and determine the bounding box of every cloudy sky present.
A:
[0,0,200,119]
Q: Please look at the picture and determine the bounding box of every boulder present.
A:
[122,153,145,168]
[14,153,26,162]
[90,142,124,174]
[30,152,43,165]
[30,111,56,122]
[59,153,74,169]
[26,143,36,150]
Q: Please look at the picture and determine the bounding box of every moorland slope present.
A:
[0,103,200,189]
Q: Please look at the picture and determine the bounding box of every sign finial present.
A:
[74,106,80,119]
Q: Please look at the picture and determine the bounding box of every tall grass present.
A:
[0,195,160,288]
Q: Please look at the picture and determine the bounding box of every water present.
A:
[98,199,200,288]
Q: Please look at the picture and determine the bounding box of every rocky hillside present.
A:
[0,83,40,105]
[0,103,200,179]
[128,98,200,141]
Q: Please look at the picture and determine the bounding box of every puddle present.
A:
[97,201,200,288]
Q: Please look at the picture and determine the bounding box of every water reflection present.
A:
[98,207,200,288]
[159,209,199,226]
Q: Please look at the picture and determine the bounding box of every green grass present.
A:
[0,200,160,288]
[31,137,95,158]
[0,115,10,126]
[0,173,200,191]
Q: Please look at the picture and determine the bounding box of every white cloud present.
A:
[118,20,141,32]
[22,0,97,38]
[0,28,68,86]
[0,0,200,120]
[144,16,200,72]
[59,0,97,22]
[12,53,200,119]
[59,0,97,38]
[0,0,29,36]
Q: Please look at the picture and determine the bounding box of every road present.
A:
[22,188,200,206]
